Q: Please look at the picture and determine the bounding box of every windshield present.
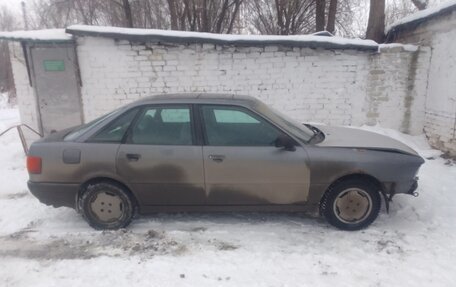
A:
[254,102,315,142]
[64,109,121,141]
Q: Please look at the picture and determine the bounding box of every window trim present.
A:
[197,104,299,147]
[123,104,198,146]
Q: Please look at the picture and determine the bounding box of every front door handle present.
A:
[126,153,141,161]
[209,154,225,163]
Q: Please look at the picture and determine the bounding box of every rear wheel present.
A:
[80,182,135,230]
[320,178,381,231]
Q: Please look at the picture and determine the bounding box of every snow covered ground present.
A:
[0,98,455,287]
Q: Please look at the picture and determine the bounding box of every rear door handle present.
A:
[126,153,141,161]
[209,154,225,163]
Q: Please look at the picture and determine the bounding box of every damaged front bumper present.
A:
[382,177,420,212]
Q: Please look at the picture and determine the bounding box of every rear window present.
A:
[64,109,120,141]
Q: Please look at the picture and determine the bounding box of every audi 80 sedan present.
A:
[27,94,424,230]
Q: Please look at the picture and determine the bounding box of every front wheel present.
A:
[80,182,135,230]
[320,179,381,231]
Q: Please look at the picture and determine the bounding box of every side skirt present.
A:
[139,204,311,214]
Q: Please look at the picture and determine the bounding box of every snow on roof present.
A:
[66,25,378,51]
[379,43,419,52]
[0,29,73,42]
[387,0,456,33]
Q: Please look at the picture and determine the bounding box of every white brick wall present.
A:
[366,45,430,135]
[8,42,41,145]
[76,36,428,136]
[424,29,456,155]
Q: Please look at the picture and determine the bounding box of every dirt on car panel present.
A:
[136,183,206,205]
[207,186,271,205]
[207,185,308,205]
[139,164,187,182]
[130,164,206,205]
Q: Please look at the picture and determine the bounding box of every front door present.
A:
[200,105,311,205]
[29,43,83,135]
[116,105,206,205]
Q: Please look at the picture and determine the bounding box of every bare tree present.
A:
[315,0,325,31]
[326,0,337,33]
[121,0,133,27]
[166,0,242,33]
[411,0,428,10]
[385,0,417,27]
[167,0,179,29]
[0,5,18,98]
[130,0,168,29]
[248,0,316,35]
[366,0,385,42]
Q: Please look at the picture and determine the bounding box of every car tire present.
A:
[320,178,381,231]
[80,182,135,230]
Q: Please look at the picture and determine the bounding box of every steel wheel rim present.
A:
[333,188,373,224]
[90,191,124,223]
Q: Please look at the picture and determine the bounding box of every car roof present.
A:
[129,93,260,108]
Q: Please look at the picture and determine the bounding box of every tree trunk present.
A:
[411,0,427,10]
[227,0,242,34]
[167,0,178,30]
[326,0,337,34]
[315,0,326,32]
[122,0,134,28]
[366,0,385,43]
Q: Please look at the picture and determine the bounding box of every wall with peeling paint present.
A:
[391,9,456,156]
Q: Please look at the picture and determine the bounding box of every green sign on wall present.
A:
[43,60,65,71]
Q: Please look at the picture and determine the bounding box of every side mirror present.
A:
[274,135,296,151]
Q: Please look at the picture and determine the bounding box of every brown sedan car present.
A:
[27,94,424,230]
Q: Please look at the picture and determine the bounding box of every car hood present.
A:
[313,125,419,156]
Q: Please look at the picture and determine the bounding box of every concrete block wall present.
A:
[76,36,428,135]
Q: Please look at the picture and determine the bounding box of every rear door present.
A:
[200,105,311,205]
[115,105,206,205]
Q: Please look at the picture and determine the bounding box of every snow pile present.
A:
[378,43,419,52]
[0,107,455,286]
[66,25,378,49]
[0,29,72,42]
[387,0,456,32]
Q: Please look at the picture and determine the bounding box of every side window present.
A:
[90,108,138,143]
[201,105,282,146]
[214,110,260,123]
[129,106,193,145]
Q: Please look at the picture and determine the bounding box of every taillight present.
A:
[27,156,42,174]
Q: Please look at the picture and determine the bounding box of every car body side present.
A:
[27,95,424,215]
